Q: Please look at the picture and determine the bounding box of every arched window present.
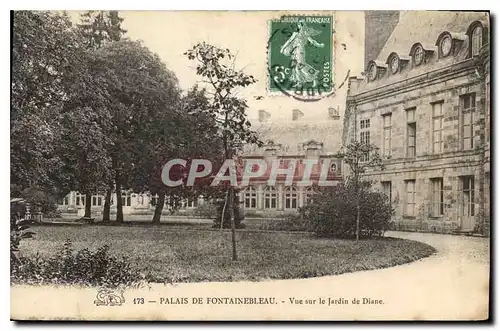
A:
[284,186,298,209]
[186,196,198,208]
[304,187,315,206]
[264,186,277,209]
[471,25,483,57]
[244,186,257,209]
[413,46,424,66]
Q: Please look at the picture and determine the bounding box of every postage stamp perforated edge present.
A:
[265,12,336,100]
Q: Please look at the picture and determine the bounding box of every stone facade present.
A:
[344,11,490,234]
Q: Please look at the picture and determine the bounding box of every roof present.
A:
[376,11,489,64]
[243,119,343,156]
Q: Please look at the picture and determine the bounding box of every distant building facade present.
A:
[344,11,490,233]
[58,107,344,218]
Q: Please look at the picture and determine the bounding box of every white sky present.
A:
[69,11,366,121]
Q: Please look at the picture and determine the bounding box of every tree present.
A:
[334,141,385,241]
[77,10,127,221]
[87,40,181,223]
[77,11,126,50]
[11,11,86,206]
[185,42,261,261]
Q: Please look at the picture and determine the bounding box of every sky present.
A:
[69,11,366,121]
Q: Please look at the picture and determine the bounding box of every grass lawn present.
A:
[19,225,436,283]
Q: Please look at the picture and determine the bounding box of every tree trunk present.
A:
[84,192,92,219]
[355,174,360,242]
[228,187,237,261]
[356,196,360,242]
[152,190,166,224]
[102,186,112,222]
[115,174,124,223]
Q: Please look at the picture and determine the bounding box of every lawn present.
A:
[18,225,436,283]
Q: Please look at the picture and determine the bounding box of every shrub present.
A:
[11,199,35,269]
[302,181,393,239]
[11,240,147,288]
[193,202,218,218]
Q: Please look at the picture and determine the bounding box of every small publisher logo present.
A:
[94,288,125,307]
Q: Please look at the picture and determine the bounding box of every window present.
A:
[413,46,424,66]
[471,25,483,57]
[359,119,370,162]
[76,194,85,206]
[62,195,69,206]
[150,195,158,206]
[461,176,475,216]
[404,180,416,217]
[92,196,103,207]
[382,113,392,157]
[121,194,131,207]
[368,63,377,81]
[461,93,476,150]
[264,186,277,209]
[244,186,257,209]
[304,187,315,205]
[432,102,444,154]
[184,197,197,208]
[138,195,145,205]
[390,55,399,74]
[406,108,416,157]
[284,186,298,209]
[430,178,444,217]
[381,181,392,205]
[440,35,452,57]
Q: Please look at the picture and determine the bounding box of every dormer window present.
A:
[471,25,483,56]
[467,21,487,58]
[413,45,424,66]
[409,43,433,67]
[440,35,452,57]
[368,63,378,81]
[389,55,399,74]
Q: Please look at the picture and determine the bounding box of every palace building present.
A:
[344,11,490,233]
[58,106,344,219]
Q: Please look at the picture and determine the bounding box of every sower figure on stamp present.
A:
[280,20,324,88]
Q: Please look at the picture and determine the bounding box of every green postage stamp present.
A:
[268,15,334,99]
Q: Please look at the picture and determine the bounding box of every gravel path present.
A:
[11,231,490,321]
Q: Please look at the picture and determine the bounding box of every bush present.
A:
[19,186,60,215]
[11,240,147,288]
[259,214,312,232]
[11,199,35,269]
[302,181,393,239]
[193,202,218,218]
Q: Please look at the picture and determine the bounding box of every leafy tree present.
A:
[334,141,385,241]
[76,10,127,221]
[185,42,261,260]
[11,11,84,197]
[87,40,181,222]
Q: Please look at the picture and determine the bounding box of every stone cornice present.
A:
[348,57,480,105]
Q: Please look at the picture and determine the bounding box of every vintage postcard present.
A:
[10,10,490,321]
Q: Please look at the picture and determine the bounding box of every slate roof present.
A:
[242,119,343,156]
[376,11,489,64]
